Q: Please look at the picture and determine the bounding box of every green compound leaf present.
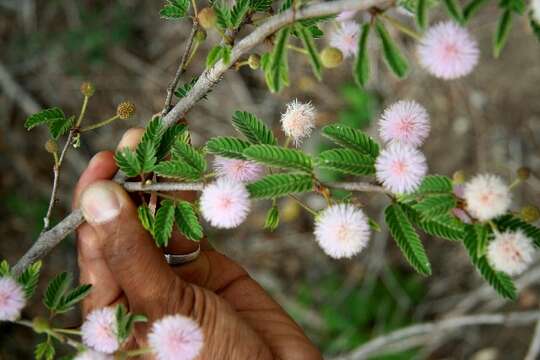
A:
[416,0,429,30]
[463,0,489,21]
[296,24,322,81]
[43,272,72,311]
[413,194,457,219]
[25,107,65,130]
[55,284,92,314]
[375,19,409,78]
[35,341,55,360]
[250,0,273,12]
[316,149,375,176]
[385,203,432,275]
[232,111,277,145]
[416,175,453,194]
[154,200,176,247]
[244,145,313,172]
[115,304,148,343]
[48,116,75,140]
[231,0,250,29]
[214,1,232,30]
[156,123,187,161]
[247,173,313,199]
[442,0,465,24]
[137,117,165,173]
[206,136,252,159]
[265,27,291,93]
[154,160,202,180]
[160,0,190,19]
[494,214,540,247]
[418,213,465,241]
[175,201,204,241]
[17,260,42,299]
[354,23,371,88]
[493,10,513,58]
[321,124,380,158]
[115,148,141,177]
[171,140,207,174]
[463,224,517,300]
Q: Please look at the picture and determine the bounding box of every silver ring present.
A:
[164,245,201,266]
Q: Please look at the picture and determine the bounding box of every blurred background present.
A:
[1,0,540,359]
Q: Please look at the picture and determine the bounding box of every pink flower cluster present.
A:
[0,276,26,321]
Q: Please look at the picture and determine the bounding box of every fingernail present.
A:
[81,185,121,224]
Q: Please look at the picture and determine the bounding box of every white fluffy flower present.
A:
[329,21,360,58]
[81,307,119,354]
[464,174,511,221]
[487,230,534,276]
[314,204,371,259]
[0,276,26,321]
[200,178,251,229]
[74,350,113,360]
[375,144,428,194]
[213,156,264,183]
[148,315,204,360]
[378,100,431,147]
[280,100,317,145]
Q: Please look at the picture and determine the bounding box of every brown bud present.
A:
[80,82,95,97]
[520,205,540,223]
[517,167,530,181]
[320,47,343,69]
[44,139,58,154]
[117,101,136,120]
[248,54,260,70]
[198,7,216,30]
[452,170,466,184]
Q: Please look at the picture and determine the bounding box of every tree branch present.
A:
[332,311,540,360]
[12,0,388,276]
[123,181,204,192]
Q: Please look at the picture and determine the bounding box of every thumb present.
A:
[79,180,184,316]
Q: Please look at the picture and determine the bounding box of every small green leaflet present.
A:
[154,160,202,180]
[43,272,92,314]
[35,341,55,360]
[175,201,204,241]
[416,0,429,30]
[247,173,313,199]
[160,0,190,19]
[243,144,313,172]
[17,260,42,299]
[137,117,165,173]
[385,203,432,275]
[354,23,371,88]
[231,0,250,29]
[264,203,280,231]
[115,148,141,177]
[250,0,273,12]
[316,149,375,176]
[232,111,277,145]
[0,260,9,276]
[265,27,291,92]
[156,123,187,161]
[416,175,453,194]
[375,20,409,79]
[493,10,513,58]
[321,124,380,158]
[154,200,176,247]
[413,194,457,219]
[296,24,322,81]
[207,45,233,67]
[24,107,74,140]
[138,205,155,237]
[213,1,232,30]
[206,136,252,159]
[499,0,526,14]
[115,304,148,343]
[463,0,489,21]
[442,0,465,24]
[171,140,207,174]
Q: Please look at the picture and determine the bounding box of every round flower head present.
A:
[0,276,26,321]
[280,100,317,145]
[336,10,357,22]
[375,144,428,194]
[378,100,430,147]
[81,307,119,354]
[417,21,479,80]
[74,350,113,360]
[213,156,264,183]
[148,315,204,360]
[200,178,251,229]
[329,21,360,58]
[314,204,371,259]
[487,230,534,276]
[464,174,511,221]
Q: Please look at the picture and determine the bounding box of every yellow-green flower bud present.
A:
[80,82,95,97]
[452,170,466,184]
[521,205,540,223]
[248,54,260,70]
[195,29,207,42]
[44,139,58,154]
[116,101,136,120]
[320,47,343,69]
[32,317,50,334]
[198,7,217,30]
[517,167,530,181]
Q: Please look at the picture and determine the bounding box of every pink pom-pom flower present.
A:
[200,178,251,229]
[213,156,264,183]
[329,21,360,58]
[74,350,113,360]
[148,314,204,360]
[375,144,428,194]
[314,204,371,259]
[336,10,357,22]
[417,21,479,80]
[378,100,430,147]
[280,100,317,145]
[464,174,511,221]
[487,230,534,276]
[0,276,26,321]
[81,307,119,354]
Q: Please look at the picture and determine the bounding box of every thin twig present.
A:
[332,311,540,360]
[123,181,204,192]
[328,181,391,194]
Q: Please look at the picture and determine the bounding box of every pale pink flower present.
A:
[213,156,264,183]
[464,174,511,221]
[81,307,119,354]
[417,21,479,79]
[74,350,113,360]
[0,277,26,321]
[280,100,317,145]
[378,100,430,147]
[336,10,357,22]
[375,144,428,194]
[329,21,360,58]
[453,184,465,198]
[148,315,204,360]
[314,204,371,259]
[200,178,251,229]
[487,230,534,275]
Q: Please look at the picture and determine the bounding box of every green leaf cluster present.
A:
[247,173,313,199]
[160,0,190,19]
[43,272,92,315]
[115,304,148,343]
[24,107,74,140]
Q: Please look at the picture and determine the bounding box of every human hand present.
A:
[74,128,322,359]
